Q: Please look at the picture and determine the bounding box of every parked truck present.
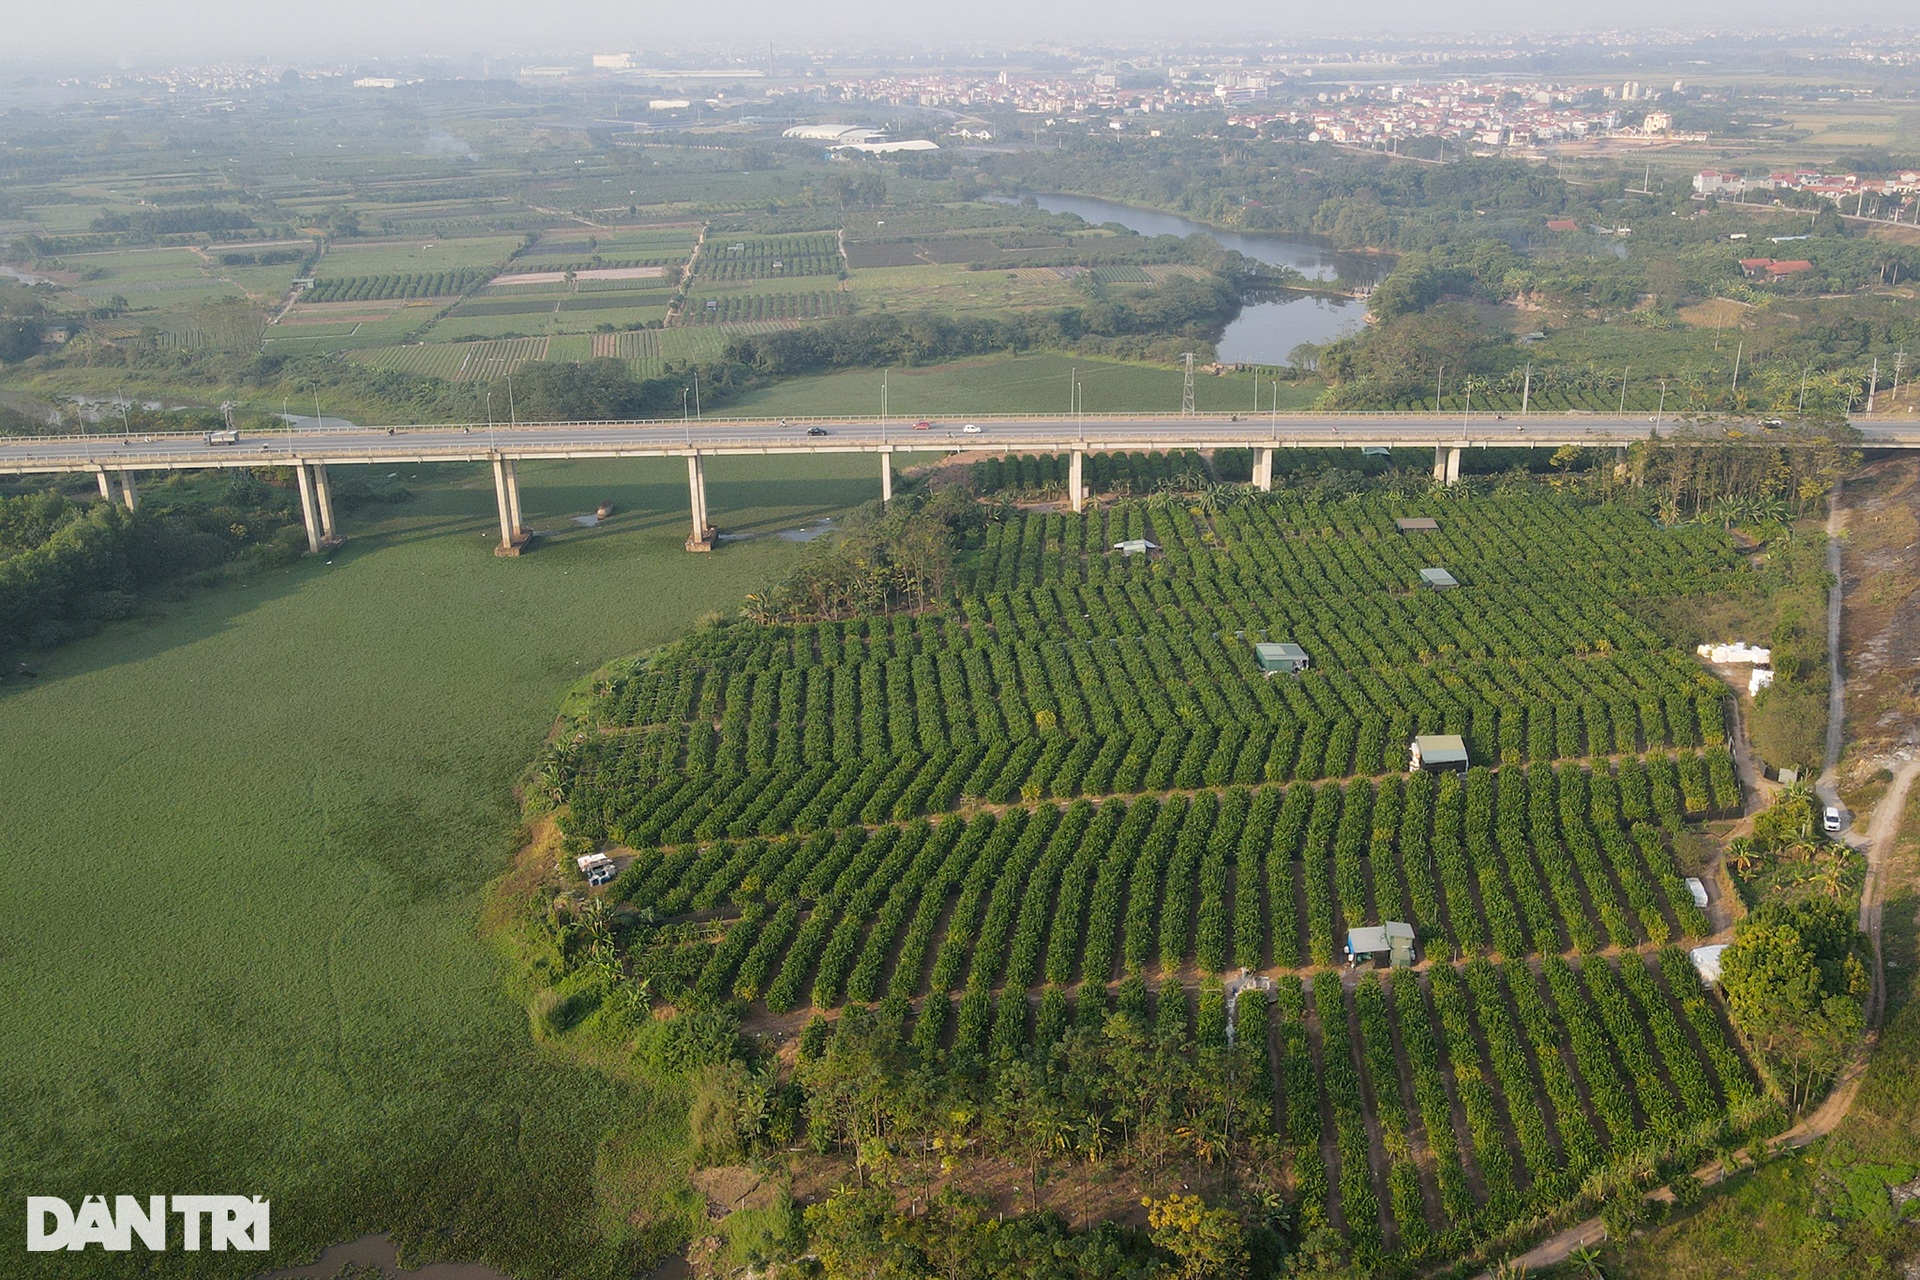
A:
[206,428,240,445]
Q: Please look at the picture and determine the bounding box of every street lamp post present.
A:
[1656,379,1668,428]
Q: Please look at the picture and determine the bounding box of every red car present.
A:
[913,420,933,431]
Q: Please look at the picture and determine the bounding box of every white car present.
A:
[1823,806,1842,834]
[961,423,982,434]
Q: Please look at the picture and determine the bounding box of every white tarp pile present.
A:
[1697,641,1772,665]
[1689,943,1729,986]
[1704,644,1774,667]
[1749,668,1776,696]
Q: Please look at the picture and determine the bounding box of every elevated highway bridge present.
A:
[3,412,1912,555]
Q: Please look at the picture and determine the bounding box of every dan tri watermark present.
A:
[26,1195,270,1252]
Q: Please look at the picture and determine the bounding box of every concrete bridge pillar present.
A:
[1254,447,1275,492]
[880,448,893,504]
[491,456,530,555]
[1445,446,1463,486]
[115,470,139,511]
[685,453,712,551]
[505,461,524,541]
[294,462,321,554]
[1069,448,1085,513]
[1433,445,1448,483]
[96,469,113,502]
[313,462,338,542]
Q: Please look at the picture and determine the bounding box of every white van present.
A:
[1823,806,1842,834]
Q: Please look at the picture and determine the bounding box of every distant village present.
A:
[1694,165,1920,213]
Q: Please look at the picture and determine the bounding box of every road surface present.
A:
[4,412,1919,476]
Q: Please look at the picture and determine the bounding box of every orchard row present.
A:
[617,756,1728,1014]
[791,951,1759,1272]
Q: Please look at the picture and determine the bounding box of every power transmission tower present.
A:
[1182,352,1196,417]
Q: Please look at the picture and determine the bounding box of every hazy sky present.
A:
[6,0,1915,62]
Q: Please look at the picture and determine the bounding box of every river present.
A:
[1006,194,1381,366]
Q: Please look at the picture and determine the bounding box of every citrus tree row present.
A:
[968,450,1209,496]
[963,493,1746,595]
[613,758,1727,1021]
[303,268,491,302]
[779,953,1759,1275]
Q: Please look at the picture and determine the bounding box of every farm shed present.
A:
[1689,943,1729,985]
[1363,446,1392,458]
[1394,516,1439,532]
[1409,734,1469,773]
[1113,539,1159,556]
[1418,567,1459,590]
[1346,921,1416,968]
[1255,642,1310,675]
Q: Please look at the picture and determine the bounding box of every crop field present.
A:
[263,318,425,352]
[353,336,549,380]
[973,448,1222,494]
[517,226,699,268]
[697,233,842,281]
[681,288,850,325]
[563,496,1740,854]
[724,351,1322,418]
[543,489,1769,1269]
[303,269,490,303]
[844,262,1089,313]
[52,245,210,284]
[313,235,524,277]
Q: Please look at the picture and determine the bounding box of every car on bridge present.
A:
[961,423,982,434]
[807,427,829,437]
[913,420,932,431]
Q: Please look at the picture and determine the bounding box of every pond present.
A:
[1001,193,1383,366]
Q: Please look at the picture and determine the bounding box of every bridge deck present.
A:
[2,412,1914,475]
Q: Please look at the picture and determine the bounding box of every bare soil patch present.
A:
[1836,457,1920,800]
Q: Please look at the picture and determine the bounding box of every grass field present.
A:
[419,306,672,342]
[725,351,1323,418]
[843,262,1086,313]
[0,454,905,1279]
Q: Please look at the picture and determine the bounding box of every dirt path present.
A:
[1855,759,1917,1029]
[1818,486,1850,796]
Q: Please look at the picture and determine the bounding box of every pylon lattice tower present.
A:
[1182,352,1196,417]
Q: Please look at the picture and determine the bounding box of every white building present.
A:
[1693,170,1744,196]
